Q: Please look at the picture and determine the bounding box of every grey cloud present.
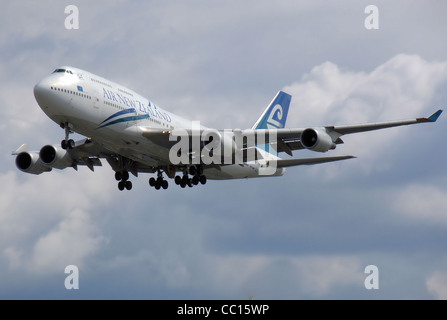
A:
[1,0,447,299]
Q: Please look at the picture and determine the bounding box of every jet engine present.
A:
[39,145,73,169]
[300,128,336,152]
[201,130,239,163]
[15,151,52,175]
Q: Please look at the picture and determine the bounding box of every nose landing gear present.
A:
[60,122,75,150]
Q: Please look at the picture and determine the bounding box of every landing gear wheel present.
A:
[121,171,129,181]
[175,175,182,185]
[149,177,156,187]
[162,180,168,189]
[200,175,207,185]
[192,175,199,185]
[67,139,75,149]
[61,139,75,149]
[60,122,75,150]
[115,171,122,181]
[125,180,132,190]
[118,181,125,191]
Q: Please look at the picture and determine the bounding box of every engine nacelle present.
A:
[15,151,52,175]
[201,130,239,162]
[39,145,73,169]
[300,128,336,152]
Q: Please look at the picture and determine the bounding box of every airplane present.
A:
[13,66,442,191]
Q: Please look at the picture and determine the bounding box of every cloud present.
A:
[391,184,447,227]
[30,208,106,273]
[2,0,447,300]
[283,54,447,178]
[285,54,447,128]
[427,270,447,300]
[197,254,364,298]
[0,168,113,274]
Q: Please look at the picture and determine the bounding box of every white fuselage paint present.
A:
[33,66,285,180]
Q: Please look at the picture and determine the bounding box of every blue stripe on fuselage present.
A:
[97,114,150,129]
[99,108,137,125]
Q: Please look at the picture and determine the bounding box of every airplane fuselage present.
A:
[33,66,285,180]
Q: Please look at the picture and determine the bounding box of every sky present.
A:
[1,0,447,299]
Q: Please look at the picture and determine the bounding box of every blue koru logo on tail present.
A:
[266,104,283,128]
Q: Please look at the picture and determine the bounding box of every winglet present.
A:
[426,109,443,122]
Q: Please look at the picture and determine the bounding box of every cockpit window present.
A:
[52,69,73,74]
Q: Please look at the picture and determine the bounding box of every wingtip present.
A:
[11,144,28,155]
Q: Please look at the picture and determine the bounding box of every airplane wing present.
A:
[241,109,443,155]
[139,109,442,159]
[329,109,443,134]
[270,155,356,168]
[140,128,176,148]
[13,138,106,175]
[13,137,163,176]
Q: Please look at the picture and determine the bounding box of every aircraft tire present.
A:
[67,139,75,149]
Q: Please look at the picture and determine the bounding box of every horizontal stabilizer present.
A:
[270,155,356,168]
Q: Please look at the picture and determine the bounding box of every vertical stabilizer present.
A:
[251,91,291,129]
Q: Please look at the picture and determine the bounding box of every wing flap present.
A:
[141,129,177,148]
[270,155,356,168]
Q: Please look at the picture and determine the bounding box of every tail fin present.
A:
[251,91,291,129]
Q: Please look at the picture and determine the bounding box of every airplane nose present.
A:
[33,76,56,106]
[33,77,55,114]
[33,79,48,101]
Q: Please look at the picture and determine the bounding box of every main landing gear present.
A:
[116,170,132,191]
[148,170,169,190]
[174,165,207,189]
[60,122,75,150]
[148,165,207,190]
[116,164,207,191]
[111,156,135,191]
